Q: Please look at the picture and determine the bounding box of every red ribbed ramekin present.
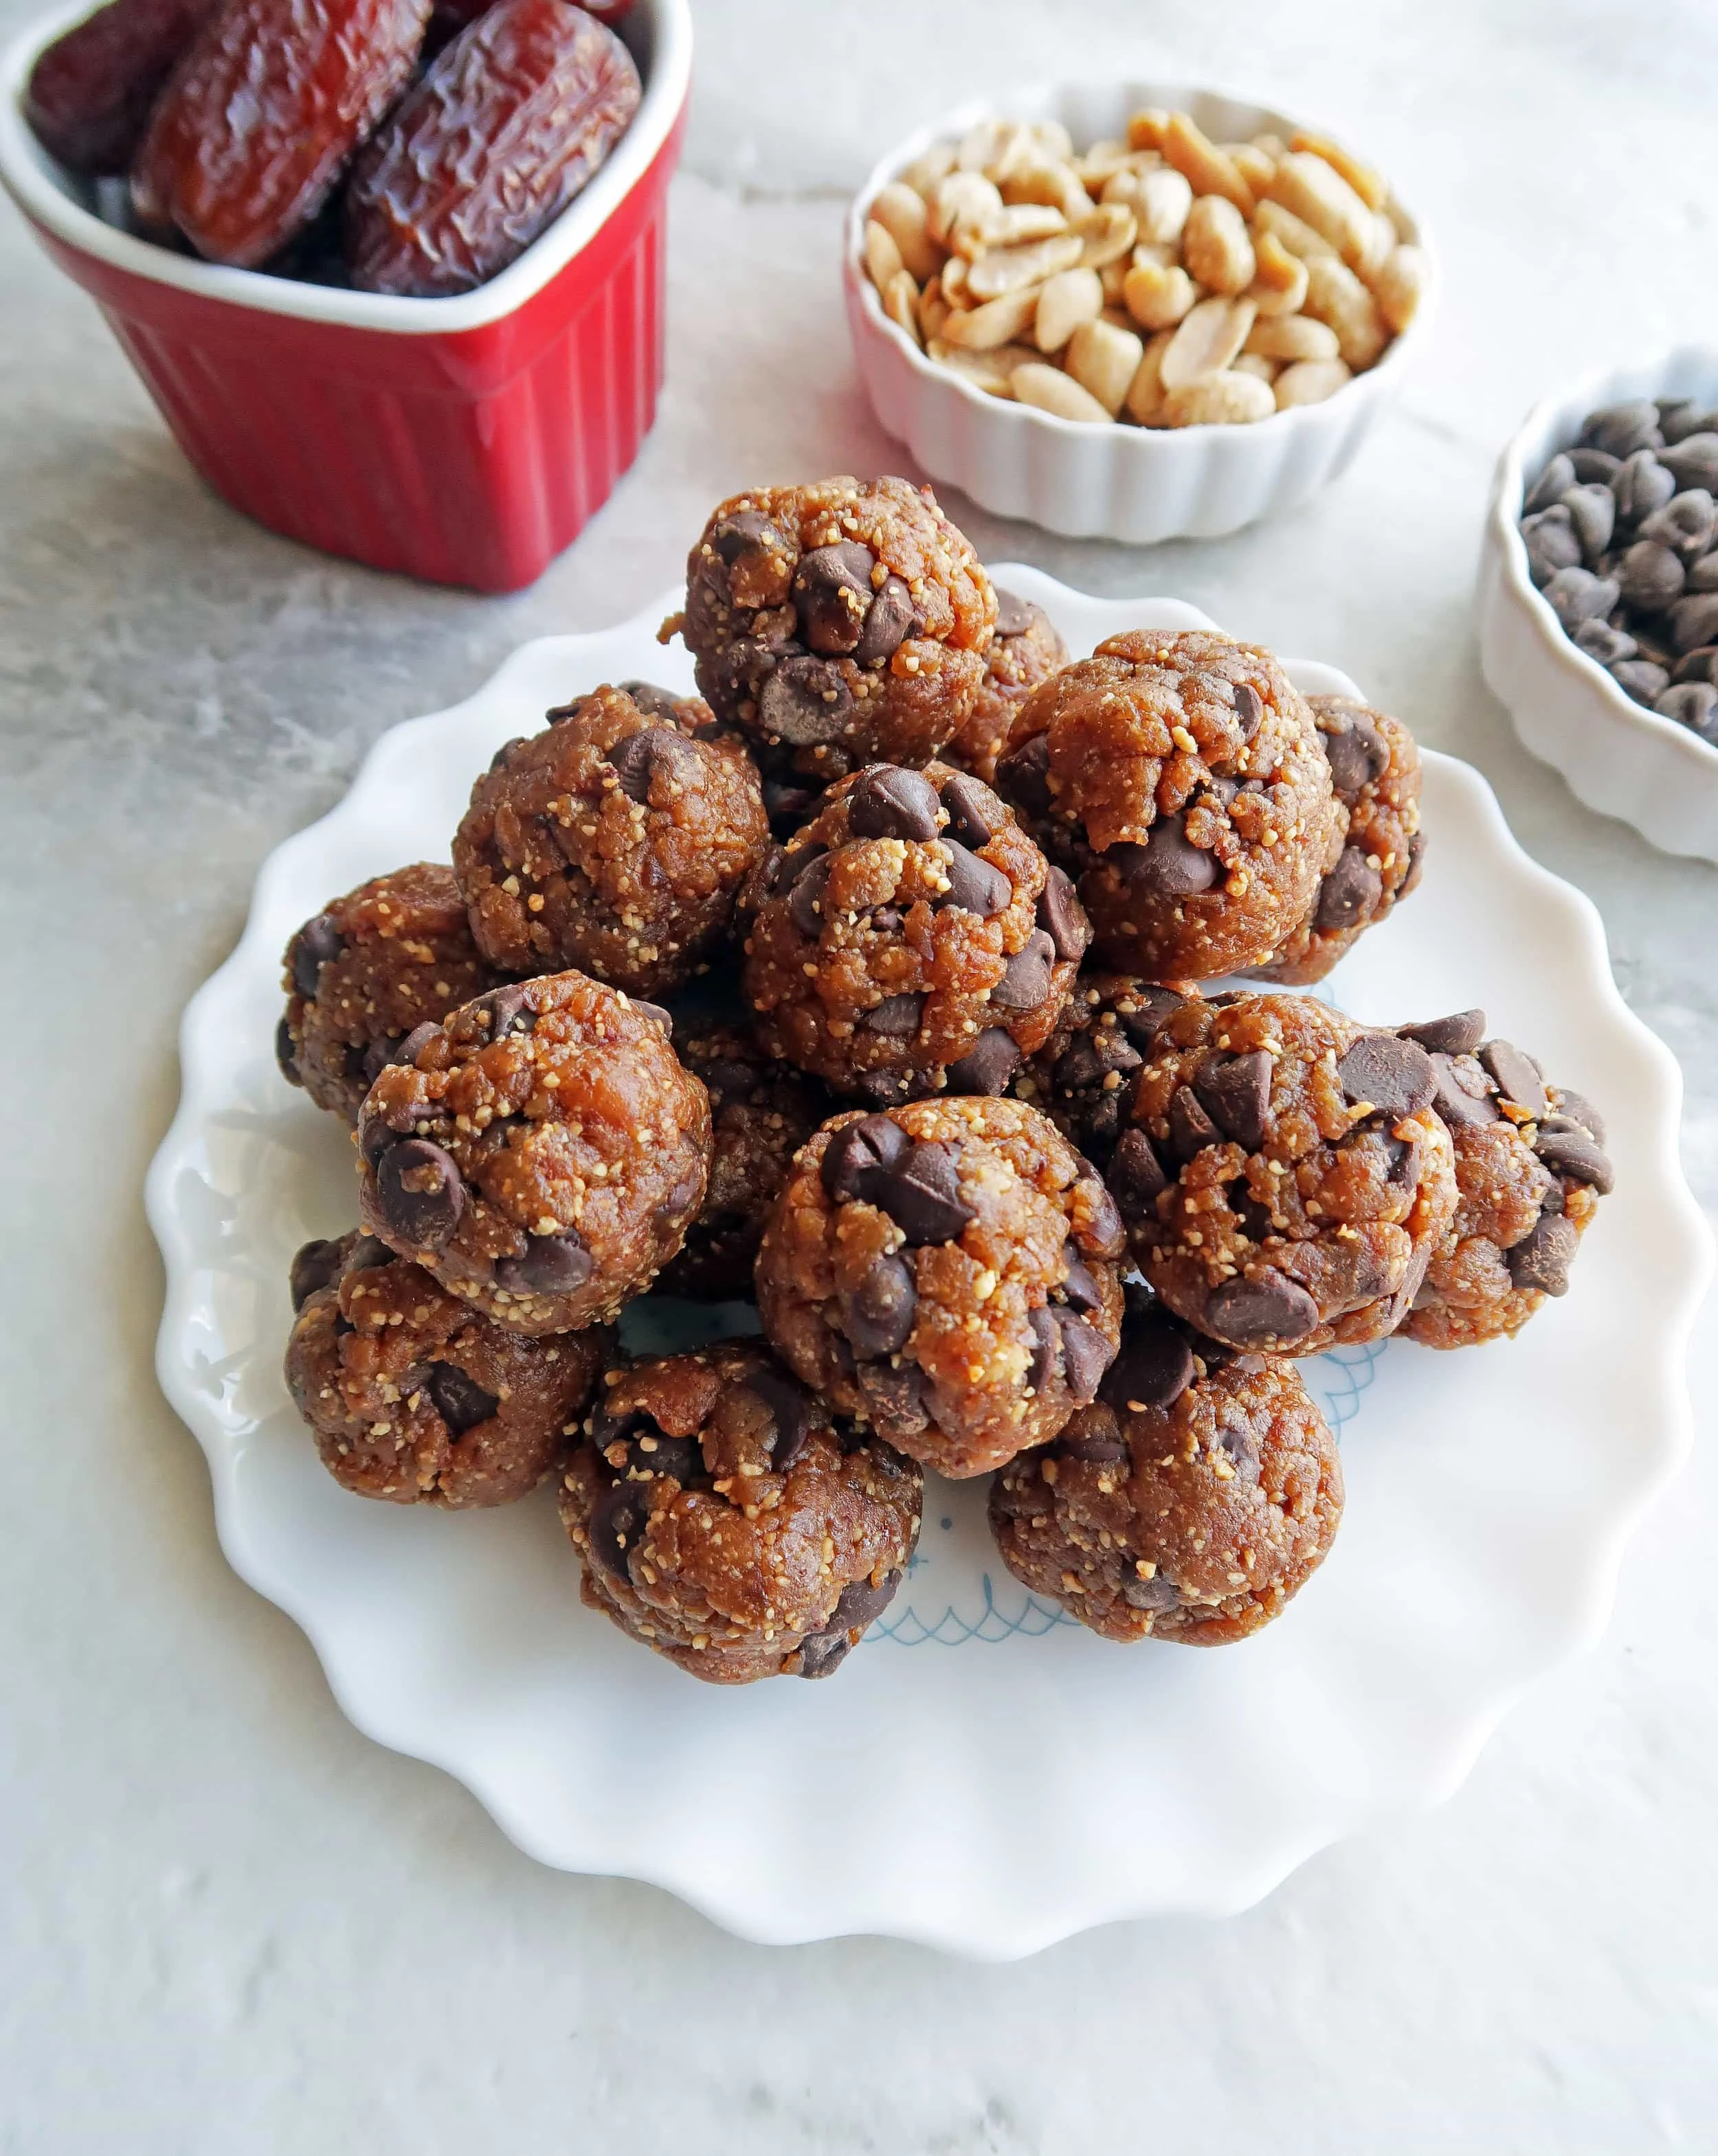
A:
[0,0,692,592]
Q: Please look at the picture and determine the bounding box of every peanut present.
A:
[966,231,1083,299]
[1245,228,1310,317]
[1302,254,1387,370]
[1080,138,1141,186]
[900,144,957,199]
[1129,164,1194,246]
[1100,256,1130,304]
[926,337,1037,395]
[1000,161,1092,220]
[1288,129,1387,211]
[1253,198,1337,263]
[1371,243,1428,335]
[1065,316,1145,416]
[1161,111,1255,214]
[882,269,921,345]
[928,170,1005,249]
[1126,109,1170,153]
[939,285,1043,351]
[1034,265,1104,353]
[958,117,1031,177]
[1159,295,1258,391]
[940,253,970,307]
[919,283,950,340]
[871,181,941,282]
[1123,258,1197,331]
[1234,352,1279,385]
[1074,201,1139,269]
[1267,151,1376,272]
[1124,329,1174,424]
[1182,194,1256,295]
[864,219,904,293]
[1227,142,1277,196]
[1162,370,1276,425]
[1012,360,1112,423]
[1274,356,1354,409]
[1028,120,1074,164]
[1245,313,1340,363]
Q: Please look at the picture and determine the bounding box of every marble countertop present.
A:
[4,0,1717,2146]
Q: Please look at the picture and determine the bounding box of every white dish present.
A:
[1477,348,1718,865]
[843,86,1435,543]
[146,573,1707,1957]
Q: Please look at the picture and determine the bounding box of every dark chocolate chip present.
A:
[840,1251,918,1357]
[821,1113,911,1201]
[1562,482,1616,562]
[698,1058,761,1106]
[1552,1089,1607,1144]
[867,1140,975,1245]
[374,1138,465,1251]
[1214,1416,1262,1484]
[946,1028,1021,1096]
[1641,489,1718,561]
[426,1361,500,1437]
[631,1000,674,1036]
[1573,616,1640,666]
[1234,682,1264,740]
[852,574,922,666]
[356,1033,401,1087]
[795,1626,854,1679]
[1399,1010,1486,1056]
[1055,1312,1113,1404]
[359,1113,405,1167]
[1100,1309,1194,1414]
[759,655,854,745]
[1316,847,1385,933]
[709,507,781,566]
[762,775,822,832]
[1533,1126,1614,1193]
[1056,1024,1141,1092]
[786,852,834,938]
[291,913,344,1001]
[1194,1049,1273,1151]
[350,1235,392,1270]
[1121,1570,1182,1614]
[618,680,685,722]
[1337,1032,1436,1121]
[1542,566,1621,632]
[856,1359,928,1434]
[1036,865,1089,961]
[1661,434,1718,495]
[1058,1247,1106,1314]
[1112,814,1219,898]
[610,725,691,805]
[1507,1210,1579,1296]
[1657,681,1718,739]
[992,931,1057,1011]
[495,1232,592,1298]
[1400,832,1427,895]
[1579,401,1662,459]
[1319,713,1389,800]
[996,733,1052,820]
[489,735,526,768]
[937,841,1013,917]
[588,1479,647,1581]
[590,1400,654,1452]
[939,773,999,848]
[1521,508,1582,587]
[1618,540,1686,611]
[1203,1271,1321,1350]
[1430,1052,1501,1128]
[830,1567,902,1632]
[1058,1408,1128,1463]
[1660,401,1718,445]
[276,1014,302,1086]
[1115,986,1185,1049]
[1612,659,1671,707]
[1524,452,1575,514]
[289,1237,346,1312]
[1107,1128,1168,1216]
[473,981,535,1038]
[847,764,941,842]
[1673,644,1718,686]
[1569,447,1623,484]
[792,542,878,654]
[744,1365,817,1469]
[1480,1038,1549,1120]
[992,588,1036,636]
[1611,448,1676,526]
[1168,1085,1223,1162]
[861,992,925,1037]
[617,1430,702,1487]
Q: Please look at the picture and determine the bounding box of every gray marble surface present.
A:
[3,0,1717,2147]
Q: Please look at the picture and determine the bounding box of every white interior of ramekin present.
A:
[843,80,1435,446]
[1490,347,1718,773]
[0,0,692,334]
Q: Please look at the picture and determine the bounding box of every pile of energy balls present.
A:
[280,476,1614,1685]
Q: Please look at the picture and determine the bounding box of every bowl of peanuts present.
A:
[844,85,1433,543]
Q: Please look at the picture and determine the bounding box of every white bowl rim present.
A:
[0,0,693,337]
[842,79,1438,447]
[1488,346,1718,776]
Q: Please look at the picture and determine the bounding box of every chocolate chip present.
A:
[1034,867,1089,963]
[1121,1570,1181,1614]
[1056,1025,1141,1092]
[867,1140,975,1245]
[992,931,1057,1011]
[1543,566,1621,632]
[847,764,941,843]
[1507,1210,1579,1296]
[631,1000,674,1036]
[1319,714,1389,801]
[856,1359,928,1434]
[1168,1085,1222,1162]
[1573,616,1639,666]
[946,1028,1021,1096]
[1552,1088,1607,1143]
[1053,1312,1113,1403]
[853,575,922,666]
[821,1113,910,1201]
[276,1014,302,1085]
[1191,1049,1271,1152]
[786,851,833,938]
[1100,1309,1194,1414]
[1315,847,1384,934]
[794,1626,854,1679]
[616,1430,701,1487]
[1661,434,1718,495]
[996,733,1052,820]
[495,1232,592,1297]
[1113,814,1219,898]
[1203,1271,1321,1350]
[1618,540,1686,611]
[1108,1127,1168,1216]
[291,913,344,1001]
[618,680,684,722]
[1115,986,1185,1049]
[1058,1408,1128,1463]
[1657,681,1718,740]
[791,542,878,655]
[359,1113,405,1167]
[1534,1126,1614,1192]
[862,992,925,1037]
[1562,482,1616,562]
[1337,1033,1435,1121]
[1430,1052,1501,1128]
[1612,659,1671,707]
[1660,401,1718,445]
[608,725,690,805]
[992,588,1036,636]
[1674,644,1718,685]
[289,1237,346,1311]
[709,507,781,566]
[473,981,535,1038]
[939,773,999,848]
[744,1365,817,1469]
[1479,1038,1548,1119]
[1521,508,1581,587]
[831,1567,902,1632]
[759,655,854,745]
[1642,489,1718,561]
[588,1479,646,1581]
[1524,452,1575,514]
[937,841,1013,916]
[697,1058,760,1106]
[1612,449,1677,526]
[1688,555,1718,594]
[1214,1418,1262,1484]
[1400,1010,1486,1056]
[489,735,525,768]
[1058,1247,1106,1314]
[426,1361,500,1437]
[374,1139,464,1251]
[762,775,822,832]
[1580,400,1662,459]
[1234,682,1264,740]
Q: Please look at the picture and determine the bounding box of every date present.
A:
[345,0,642,298]
[25,0,217,177]
[131,0,431,268]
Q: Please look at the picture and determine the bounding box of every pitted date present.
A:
[345,0,642,298]
[131,0,431,267]
[25,0,216,177]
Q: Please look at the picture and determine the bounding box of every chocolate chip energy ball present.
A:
[453,682,768,997]
[743,762,1091,1107]
[756,1096,1126,1478]
[1014,976,1194,1166]
[674,476,996,779]
[1253,695,1425,986]
[1116,991,1458,1353]
[990,1292,1343,1645]
[277,864,497,1123]
[285,1231,610,1507]
[946,588,1071,783]
[357,973,711,1336]
[995,630,1341,981]
[1396,1011,1613,1348]
[654,1025,831,1300]
[559,1342,922,1684]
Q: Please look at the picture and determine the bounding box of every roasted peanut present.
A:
[939,285,1042,351]
[1123,258,1196,331]
[1129,164,1194,246]
[971,201,1069,249]
[1245,313,1340,363]
[883,269,921,344]
[1126,108,1169,153]
[1159,296,1258,391]
[1267,151,1375,271]
[1161,111,1255,214]
[1182,193,1256,295]
[900,143,957,199]
[1253,197,1337,263]
[1227,142,1277,196]
[940,252,970,307]
[1302,254,1387,370]
[966,230,1083,298]
[1012,360,1113,423]
[1246,227,1310,316]
[1073,201,1138,268]
[926,337,1037,395]
[928,168,1004,248]
[1000,160,1092,220]
[1100,256,1130,304]
[864,219,904,293]
[1233,352,1279,385]
[1372,243,1427,335]
[958,116,1032,177]
[1034,265,1104,352]
[1274,356,1354,408]
[871,180,941,282]
[1124,328,1174,423]
[919,282,950,340]
[1065,315,1145,415]
[1162,370,1276,425]
[1288,129,1387,211]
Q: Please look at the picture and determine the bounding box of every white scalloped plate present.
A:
[146,572,1708,1957]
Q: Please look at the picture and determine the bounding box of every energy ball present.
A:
[558,1341,922,1683]
[756,1096,1126,1479]
[277,863,498,1123]
[654,1025,832,1300]
[1115,990,1458,1354]
[673,475,996,780]
[946,588,1070,783]
[357,971,711,1337]
[1396,1012,1613,1347]
[990,1291,1343,1645]
[453,681,769,997]
[285,1230,609,1507]
[1253,695,1425,986]
[742,761,1091,1107]
[994,630,1341,981]
[1014,975,1195,1166]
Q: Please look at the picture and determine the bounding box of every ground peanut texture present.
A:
[945,588,1069,782]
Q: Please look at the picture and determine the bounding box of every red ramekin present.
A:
[0,0,693,592]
